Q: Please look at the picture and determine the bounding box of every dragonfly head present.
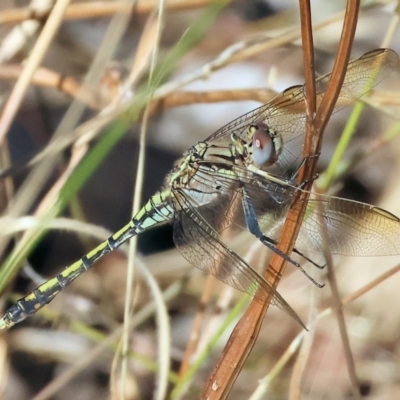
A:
[247,121,282,168]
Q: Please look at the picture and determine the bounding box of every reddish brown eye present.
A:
[251,122,276,166]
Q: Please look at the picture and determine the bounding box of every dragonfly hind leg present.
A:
[241,189,325,288]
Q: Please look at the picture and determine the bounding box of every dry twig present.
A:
[201,1,361,398]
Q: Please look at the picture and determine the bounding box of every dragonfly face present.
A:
[0,48,399,330]
[247,122,283,168]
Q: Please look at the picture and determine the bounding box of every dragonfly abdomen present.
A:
[0,192,173,329]
[0,234,127,328]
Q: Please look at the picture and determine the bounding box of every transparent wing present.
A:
[171,188,303,325]
[206,49,398,177]
[186,163,400,257]
[187,162,294,228]
[297,196,400,256]
[256,191,400,257]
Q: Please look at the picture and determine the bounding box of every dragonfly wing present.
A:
[208,49,397,143]
[232,172,400,258]
[260,49,398,177]
[176,168,243,233]
[206,49,398,178]
[189,164,400,258]
[295,195,400,256]
[189,163,294,234]
[171,189,304,326]
[187,163,293,235]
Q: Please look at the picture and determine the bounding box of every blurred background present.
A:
[1,0,400,399]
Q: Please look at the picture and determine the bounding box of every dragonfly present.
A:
[0,48,399,330]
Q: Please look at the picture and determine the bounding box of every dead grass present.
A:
[0,1,400,399]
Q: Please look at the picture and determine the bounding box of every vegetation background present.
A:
[0,0,400,399]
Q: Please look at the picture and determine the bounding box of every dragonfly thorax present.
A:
[169,143,207,188]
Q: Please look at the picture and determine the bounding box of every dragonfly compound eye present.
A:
[250,122,281,167]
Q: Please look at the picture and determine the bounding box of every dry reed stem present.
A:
[0,0,214,25]
[2,0,141,257]
[0,0,72,146]
[251,260,400,398]
[178,274,216,378]
[2,1,397,398]
[315,197,361,399]
[200,1,360,398]
[288,301,317,400]
[118,4,171,400]
[286,2,317,398]
[0,61,277,109]
[0,3,366,180]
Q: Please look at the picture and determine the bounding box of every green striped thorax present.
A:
[169,120,283,190]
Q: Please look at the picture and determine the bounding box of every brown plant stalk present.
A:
[200,0,361,398]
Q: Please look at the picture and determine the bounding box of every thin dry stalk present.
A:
[0,0,214,25]
[0,0,72,146]
[0,65,84,103]
[114,4,168,400]
[0,7,365,185]
[149,89,277,113]
[315,197,361,399]
[1,63,277,110]
[0,140,14,218]
[7,0,142,229]
[286,2,317,399]
[287,298,317,400]
[286,4,317,396]
[0,0,46,64]
[0,335,7,398]
[0,62,277,109]
[251,261,400,398]
[178,274,217,378]
[200,1,360,398]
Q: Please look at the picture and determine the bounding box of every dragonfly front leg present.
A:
[241,188,324,288]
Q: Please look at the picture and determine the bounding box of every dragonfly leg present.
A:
[292,248,325,269]
[261,236,326,270]
[241,189,325,288]
[290,153,321,183]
